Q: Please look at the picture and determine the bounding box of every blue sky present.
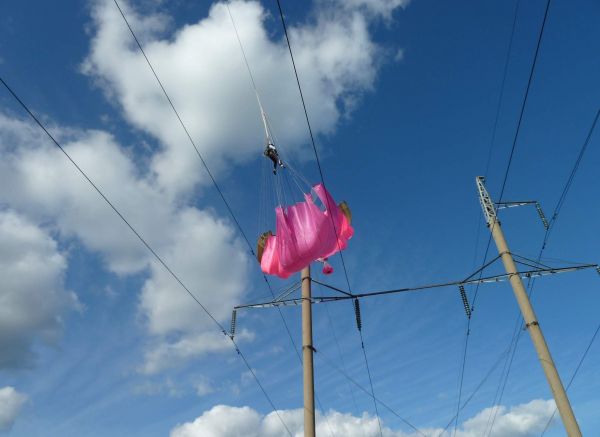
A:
[0,0,599,436]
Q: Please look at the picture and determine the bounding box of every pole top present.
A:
[476,176,497,225]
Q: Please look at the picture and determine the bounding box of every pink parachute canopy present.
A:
[259,184,354,279]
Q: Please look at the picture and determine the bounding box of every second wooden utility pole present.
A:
[301,265,316,437]
[476,176,581,437]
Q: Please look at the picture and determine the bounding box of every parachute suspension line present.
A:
[226,2,284,175]
[259,103,274,145]
[225,2,262,123]
[226,9,338,436]
[276,2,381,435]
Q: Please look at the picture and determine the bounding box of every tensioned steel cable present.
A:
[110,1,332,431]
[111,0,257,255]
[453,0,552,433]
[540,321,600,436]
[0,75,293,437]
[496,0,552,202]
[315,269,364,435]
[451,319,472,437]
[537,111,600,436]
[543,109,600,244]
[223,5,337,435]
[470,0,522,311]
[274,1,383,435]
[487,108,599,436]
[315,346,427,437]
[472,0,551,312]
[451,0,522,434]
[112,1,355,432]
[436,343,513,437]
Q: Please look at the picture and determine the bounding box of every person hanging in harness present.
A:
[264,141,284,174]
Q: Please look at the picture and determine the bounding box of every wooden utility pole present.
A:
[476,176,582,437]
[301,265,316,437]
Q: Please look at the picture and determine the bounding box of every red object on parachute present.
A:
[257,184,353,279]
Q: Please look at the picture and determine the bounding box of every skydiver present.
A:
[264,142,283,174]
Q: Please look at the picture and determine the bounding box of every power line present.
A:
[273,0,353,292]
[540,321,600,436]
[453,1,521,432]
[223,4,339,435]
[315,346,427,437]
[450,0,552,433]
[543,109,600,244]
[315,270,364,433]
[110,2,341,434]
[452,320,472,437]
[472,0,551,305]
[274,1,384,435]
[497,0,552,202]
[0,75,293,437]
[471,0,522,312]
[236,264,597,309]
[437,343,513,437]
[487,106,598,436]
[112,0,255,255]
[483,0,522,179]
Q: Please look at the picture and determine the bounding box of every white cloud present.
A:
[139,329,253,375]
[195,378,214,397]
[139,208,248,336]
[171,405,261,437]
[0,115,162,275]
[0,113,249,372]
[456,399,557,437]
[394,48,405,62]
[0,0,408,372]
[322,0,409,21]
[83,0,406,197]
[0,387,28,431]
[0,209,78,368]
[133,378,184,397]
[170,399,557,437]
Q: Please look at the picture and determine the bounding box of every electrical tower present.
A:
[230,178,599,437]
[476,176,581,436]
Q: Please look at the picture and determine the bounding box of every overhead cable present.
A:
[315,346,427,437]
[453,1,522,432]
[274,2,383,435]
[453,0,552,433]
[540,321,600,436]
[0,75,293,437]
[223,5,339,435]
[487,107,599,436]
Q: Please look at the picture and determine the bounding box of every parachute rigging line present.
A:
[225,6,339,434]
[225,2,286,177]
[224,3,269,139]
[275,1,382,435]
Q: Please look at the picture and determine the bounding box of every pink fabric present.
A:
[322,261,334,275]
[260,184,353,278]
